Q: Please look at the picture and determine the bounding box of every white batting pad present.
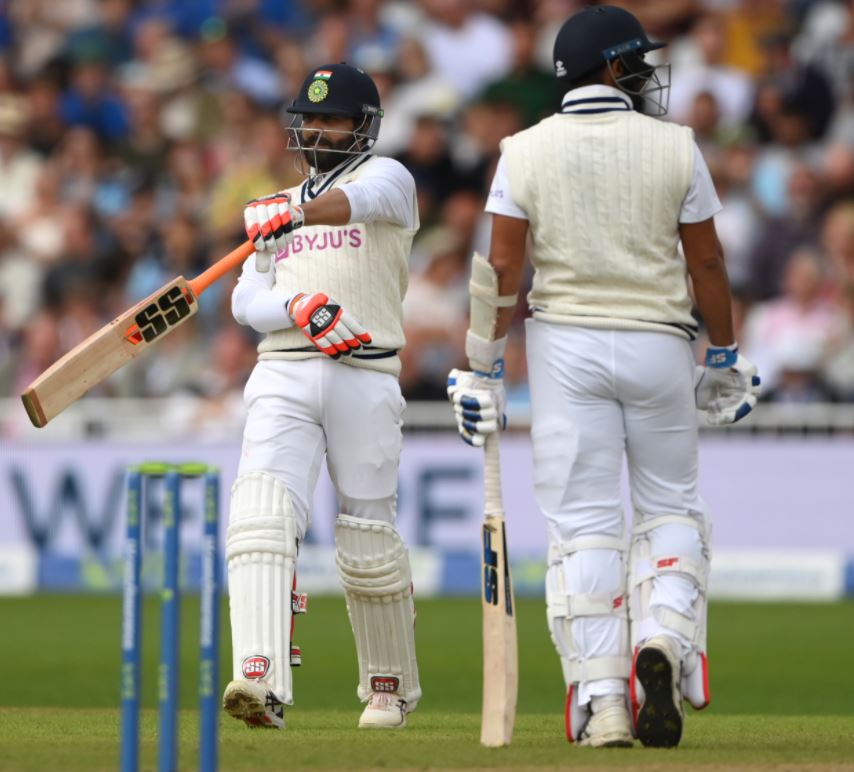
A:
[227,472,298,704]
[335,515,421,708]
[546,536,631,702]
[628,510,711,711]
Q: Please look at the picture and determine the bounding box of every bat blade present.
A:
[480,437,518,747]
[21,277,197,428]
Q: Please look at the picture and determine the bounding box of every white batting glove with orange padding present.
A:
[244,192,305,272]
[288,292,372,359]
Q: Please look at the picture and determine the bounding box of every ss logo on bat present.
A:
[135,286,191,342]
[483,525,499,606]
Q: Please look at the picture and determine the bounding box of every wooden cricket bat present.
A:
[480,433,518,747]
[21,240,255,428]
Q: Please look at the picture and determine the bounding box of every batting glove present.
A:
[694,344,762,425]
[288,292,372,359]
[244,191,305,272]
[447,367,507,447]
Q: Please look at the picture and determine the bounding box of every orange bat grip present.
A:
[188,240,254,297]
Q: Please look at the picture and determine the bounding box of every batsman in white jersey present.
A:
[448,6,761,749]
[221,63,421,730]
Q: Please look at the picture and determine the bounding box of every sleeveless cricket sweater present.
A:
[502,111,697,339]
[259,157,414,376]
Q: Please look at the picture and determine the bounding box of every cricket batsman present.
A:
[221,63,420,730]
[447,6,761,748]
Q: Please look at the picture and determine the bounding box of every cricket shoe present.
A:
[222,679,284,729]
[358,691,408,729]
[634,635,684,748]
[577,695,633,748]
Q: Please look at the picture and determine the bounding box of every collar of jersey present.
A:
[559,84,632,115]
[301,153,372,203]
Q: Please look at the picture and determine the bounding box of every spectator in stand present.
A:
[346,0,400,64]
[823,200,854,296]
[8,0,100,79]
[59,41,130,144]
[480,18,562,127]
[822,282,854,401]
[417,0,512,99]
[0,218,41,350]
[0,95,42,219]
[792,0,854,104]
[743,249,845,395]
[373,36,459,157]
[26,74,66,156]
[171,325,258,439]
[396,112,463,226]
[401,226,468,399]
[747,163,827,301]
[750,91,823,219]
[197,17,282,106]
[14,164,67,267]
[710,135,763,298]
[752,31,835,142]
[9,311,62,400]
[686,90,724,167]
[668,13,755,129]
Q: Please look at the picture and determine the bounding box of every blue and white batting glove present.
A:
[447,366,507,447]
[694,343,762,425]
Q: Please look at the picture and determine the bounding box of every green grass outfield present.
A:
[1,596,852,770]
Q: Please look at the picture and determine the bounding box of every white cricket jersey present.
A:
[487,85,722,340]
[232,155,419,376]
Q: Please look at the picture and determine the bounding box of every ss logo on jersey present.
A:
[134,285,192,342]
[483,525,499,606]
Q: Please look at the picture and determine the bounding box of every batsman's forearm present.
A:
[691,260,735,346]
[300,189,351,227]
[681,218,735,347]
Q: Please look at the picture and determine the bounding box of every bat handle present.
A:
[484,434,503,516]
[188,240,255,297]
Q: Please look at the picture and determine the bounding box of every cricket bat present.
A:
[480,433,518,747]
[21,240,255,428]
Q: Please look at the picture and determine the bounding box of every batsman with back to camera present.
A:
[448,6,761,749]
[221,63,421,730]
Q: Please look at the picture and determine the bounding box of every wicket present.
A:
[121,462,221,772]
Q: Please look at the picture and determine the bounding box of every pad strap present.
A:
[567,656,632,683]
[560,534,627,554]
[548,592,628,619]
[632,512,710,540]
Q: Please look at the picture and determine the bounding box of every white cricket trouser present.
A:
[526,320,708,703]
[238,358,405,537]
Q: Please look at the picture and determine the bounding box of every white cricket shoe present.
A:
[358,691,407,729]
[577,695,634,748]
[635,635,684,748]
[222,679,284,729]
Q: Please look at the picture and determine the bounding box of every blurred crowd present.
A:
[0,0,853,438]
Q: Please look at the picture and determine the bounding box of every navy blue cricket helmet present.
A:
[552,6,671,115]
